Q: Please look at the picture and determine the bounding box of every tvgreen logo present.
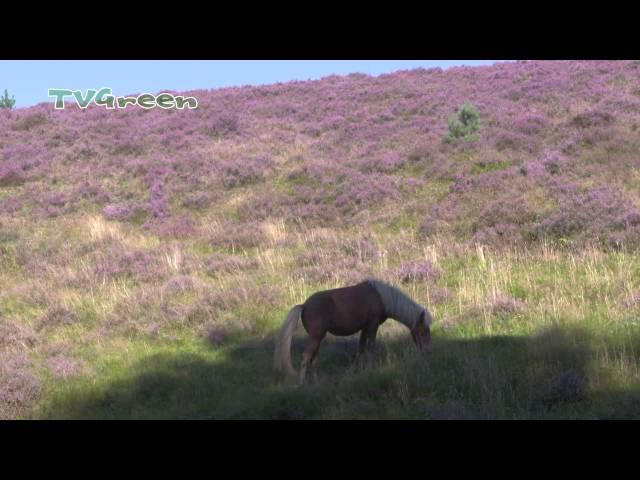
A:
[48,88,198,110]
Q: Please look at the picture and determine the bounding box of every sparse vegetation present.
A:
[0,89,15,109]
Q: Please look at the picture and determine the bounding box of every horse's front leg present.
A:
[364,324,379,352]
[368,326,379,352]
[358,330,368,356]
[358,325,379,368]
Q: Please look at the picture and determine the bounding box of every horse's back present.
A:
[302,281,385,336]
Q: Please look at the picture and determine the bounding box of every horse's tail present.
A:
[274,304,303,377]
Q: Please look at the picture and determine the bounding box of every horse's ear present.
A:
[419,310,426,326]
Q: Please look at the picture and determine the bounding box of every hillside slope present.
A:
[3,60,640,246]
[2,60,640,419]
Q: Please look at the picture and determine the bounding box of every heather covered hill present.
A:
[2,60,640,245]
[0,61,640,244]
[2,61,640,419]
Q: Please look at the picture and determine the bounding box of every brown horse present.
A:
[274,279,433,385]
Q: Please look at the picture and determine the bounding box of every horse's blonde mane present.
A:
[366,279,432,329]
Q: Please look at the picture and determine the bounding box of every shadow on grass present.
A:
[37,326,640,419]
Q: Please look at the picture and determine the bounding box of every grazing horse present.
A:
[274,279,433,385]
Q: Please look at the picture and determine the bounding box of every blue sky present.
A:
[0,60,504,108]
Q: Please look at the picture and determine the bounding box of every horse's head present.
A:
[411,309,432,351]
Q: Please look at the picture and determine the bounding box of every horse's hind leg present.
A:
[299,335,323,386]
[310,356,319,384]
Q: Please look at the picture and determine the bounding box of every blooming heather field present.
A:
[2,60,640,419]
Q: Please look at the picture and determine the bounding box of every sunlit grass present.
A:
[3,212,640,419]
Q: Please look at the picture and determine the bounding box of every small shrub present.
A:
[11,112,48,131]
[0,89,16,110]
[444,102,480,143]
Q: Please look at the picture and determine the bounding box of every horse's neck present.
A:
[387,297,417,330]
[369,280,418,330]
[390,311,415,330]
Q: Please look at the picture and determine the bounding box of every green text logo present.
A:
[48,88,198,110]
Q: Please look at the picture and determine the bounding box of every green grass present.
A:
[3,214,640,419]
[31,325,640,419]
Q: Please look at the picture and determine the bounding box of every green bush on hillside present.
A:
[0,89,16,109]
[444,102,480,143]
